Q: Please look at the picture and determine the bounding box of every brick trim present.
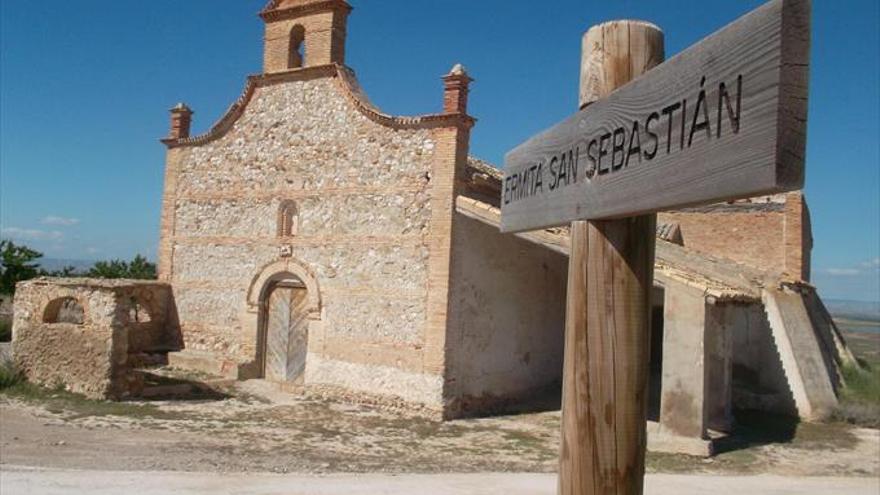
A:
[244,258,322,315]
[157,149,182,281]
[335,66,476,131]
[169,236,426,247]
[162,64,475,149]
[259,0,352,22]
[176,183,426,201]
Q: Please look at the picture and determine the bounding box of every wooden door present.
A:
[264,283,309,382]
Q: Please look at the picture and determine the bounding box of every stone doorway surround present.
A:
[239,259,322,381]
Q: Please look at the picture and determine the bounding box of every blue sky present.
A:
[1,0,878,302]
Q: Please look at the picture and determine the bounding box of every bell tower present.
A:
[259,0,352,74]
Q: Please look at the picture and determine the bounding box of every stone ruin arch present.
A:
[42,295,86,325]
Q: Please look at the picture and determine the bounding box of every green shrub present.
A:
[87,255,156,280]
[842,362,880,404]
[0,361,24,390]
[0,320,10,342]
[833,362,880,428]
[0,240,43,294]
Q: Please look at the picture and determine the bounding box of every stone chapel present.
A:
[158,0,569,419]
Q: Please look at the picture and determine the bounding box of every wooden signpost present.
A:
[501,0,809,232]
[499,0,810,494]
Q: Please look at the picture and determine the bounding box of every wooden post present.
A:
[559,21,664,495]
[502,2,809,489]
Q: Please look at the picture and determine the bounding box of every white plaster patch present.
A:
[305,353,443,407]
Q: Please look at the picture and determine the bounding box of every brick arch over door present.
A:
[245,259,321,317]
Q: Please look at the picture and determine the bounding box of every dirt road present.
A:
[2,467,878,495]
[1,376,878,493]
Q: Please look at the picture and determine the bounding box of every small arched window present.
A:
[43,297,85,325]
[278,200,299,238]
[288,25,306,69]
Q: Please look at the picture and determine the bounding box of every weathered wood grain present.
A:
[560,219,657,495]
[264,284,309,382]
[559,221,593,494]
[286,287,310,381]
[580,20,665,108]
[559,19,660,495]
[266,286,292,382]
[501,0,810,232]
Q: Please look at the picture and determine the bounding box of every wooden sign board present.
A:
[500,0,809,233]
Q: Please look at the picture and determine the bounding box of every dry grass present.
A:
[833,361,880,428]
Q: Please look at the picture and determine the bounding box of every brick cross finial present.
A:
[442,64,473,115]
[168,103,194,140]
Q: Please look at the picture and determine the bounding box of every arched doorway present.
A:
[259,275,310,383]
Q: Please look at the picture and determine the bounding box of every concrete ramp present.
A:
[762,287,839,420]
[801,289,858,371]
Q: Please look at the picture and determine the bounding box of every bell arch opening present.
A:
[288,24,306,69]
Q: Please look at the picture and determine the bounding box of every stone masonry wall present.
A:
[163,74,447,408]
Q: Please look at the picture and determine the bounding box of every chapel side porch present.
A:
[455,195,854,456]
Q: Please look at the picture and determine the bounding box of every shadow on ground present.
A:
[713,410,799,455]
[137,371,232,402]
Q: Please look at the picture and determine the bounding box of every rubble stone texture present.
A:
[161,73,455,408]
[12,278,178,399]
[150,0,573,419]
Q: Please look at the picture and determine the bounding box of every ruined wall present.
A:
[658,192,812,281]
[11,278,175,399]
[162,73,452,408]
[446,213,568,416]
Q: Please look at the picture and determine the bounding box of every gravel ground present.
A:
[1,372,878,477]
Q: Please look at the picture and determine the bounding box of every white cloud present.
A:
[86,247,101,255]
[823,257,880,276]
[825,268,861,276]
[41,215,80,226]
[860,258,880,269]
[1,227,64,241]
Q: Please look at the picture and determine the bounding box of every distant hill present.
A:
[38,258,97,274]
[825,298,880,322]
